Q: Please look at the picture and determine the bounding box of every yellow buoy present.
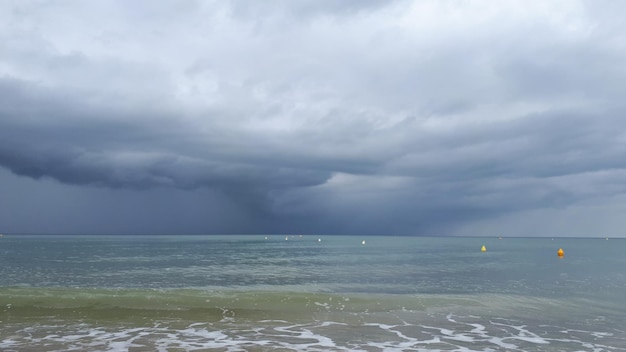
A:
[557,248,564,258]
[481,245,486,252]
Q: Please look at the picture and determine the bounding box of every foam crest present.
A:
[2,313,625,351]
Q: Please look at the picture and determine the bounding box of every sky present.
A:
[1,0,626,236]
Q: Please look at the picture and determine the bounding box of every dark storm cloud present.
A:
[0,77,331,190]
[2,0,626,235]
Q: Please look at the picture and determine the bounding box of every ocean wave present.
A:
[2,314,625,352]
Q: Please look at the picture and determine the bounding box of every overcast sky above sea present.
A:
[1,0,625,236]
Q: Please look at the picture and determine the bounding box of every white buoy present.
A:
[318,238,322,242]
[361,240,366,245]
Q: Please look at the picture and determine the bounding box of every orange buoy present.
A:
[481,245,486,252]
[557,248,564,258]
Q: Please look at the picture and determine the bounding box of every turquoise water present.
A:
[1,235,625,351]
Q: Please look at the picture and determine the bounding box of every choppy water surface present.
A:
[1,235,625,351]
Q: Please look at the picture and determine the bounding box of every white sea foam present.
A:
[3,313,624,352]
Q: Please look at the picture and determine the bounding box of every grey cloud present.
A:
[2,1,626,235]
[227,0,397,21]
[0,77,331,191]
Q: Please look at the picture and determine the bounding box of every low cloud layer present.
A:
[2,0,626,235]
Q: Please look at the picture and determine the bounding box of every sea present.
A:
[1,234,625,352]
